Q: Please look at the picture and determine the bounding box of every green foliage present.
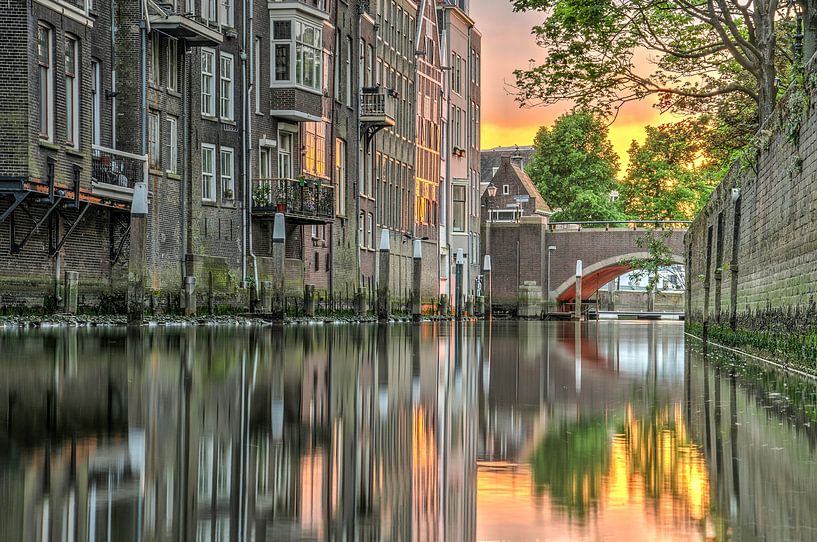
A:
[510,0,794,126]
[621,119,722,220]
[621,231,674,293]
[526,111,625,221]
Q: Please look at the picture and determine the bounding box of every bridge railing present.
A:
[548,220,691,231]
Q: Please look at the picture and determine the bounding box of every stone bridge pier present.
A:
[482,217,686,314]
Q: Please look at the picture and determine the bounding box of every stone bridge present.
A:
[483,218,687,312]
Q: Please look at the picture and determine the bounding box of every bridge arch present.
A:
[554,252,685,302]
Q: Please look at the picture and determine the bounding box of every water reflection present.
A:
[2,323,817,540]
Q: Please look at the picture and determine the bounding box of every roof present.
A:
[510,163,551,214]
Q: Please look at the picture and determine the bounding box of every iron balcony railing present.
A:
[91,145,147,190]
[252,177,334,222]
[360,87,396,127]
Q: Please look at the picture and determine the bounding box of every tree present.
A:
[621,231,675,311]
[526,111,625,221]
[510,0,812,128]
[621,118,722,220]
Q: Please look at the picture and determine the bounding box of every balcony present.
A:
[149,4,223,47]
[91,145,147,203]
[268,0,330,20]
[252,177,334,224]
[360,87,396,128]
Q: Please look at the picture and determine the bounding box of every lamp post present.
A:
[485,183,497,267]
[546,245,556,315]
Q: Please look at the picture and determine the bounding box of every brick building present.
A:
[0,0,481,315]
[438,0,481,308]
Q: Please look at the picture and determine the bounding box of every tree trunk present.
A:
[805,1,817,65]
[756,1,778,126]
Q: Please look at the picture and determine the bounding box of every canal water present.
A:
[1,321,817,541]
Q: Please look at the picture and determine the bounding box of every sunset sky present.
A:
[472,0,674,173]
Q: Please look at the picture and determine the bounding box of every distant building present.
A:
[480,146,535,185]
[481,155,551,223]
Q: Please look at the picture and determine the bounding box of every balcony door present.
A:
[278,131,293,179]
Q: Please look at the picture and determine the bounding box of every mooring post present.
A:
[412,239,422,321]
[64,271,79,314]
[483,255,492,320]
[271,213,286,321]
[455,249,464,320]
[574,259,583,321]
[184,276,197,316]
[377,229,391,321]
[304,284,316,317]
[127,180,148,325]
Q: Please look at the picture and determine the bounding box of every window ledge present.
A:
[201,199,218,207]
[149,168,163,176]
[220,119,237,126]
[167,89,182,98]
[38,140,59,151]
[64,146,85,158]
[201,115,218,123]
[167,172,182,180]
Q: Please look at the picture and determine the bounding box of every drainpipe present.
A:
[181,46,190,282]
[247,0,259,293]
[241,0,249,287]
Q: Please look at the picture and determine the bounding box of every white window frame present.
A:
[220,147,234,200]
[452,184,466,233]
[91,59,101,146]
[149,32,161,85]
[65,34,80,147]
[254,36,262,114]
[166,116,178,174]
[367,213,374,248]
[259,146,272,178]
[148,111,160,169]
[201,48,216,117]
[37,24,54,141]
[167,38,178,91]
[502,184,510,195]
[201,144,216,201]
[220,52,234,121]
[270,17,323,92]
[219,0,234,27]
[277,131,293,178]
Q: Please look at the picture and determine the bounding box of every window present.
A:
[220,53,234,120]
[335,138,346,216]
[272,19,323,91]
[37,24,54,140]
[220,147,234,200]
[297,22,322,90]
[254,36,262,113]
[167,116,178,174]
[201,49,215,116]
[167,38,178,91]
[148,112,160,169]
[91,59,101,146]
[219,0,233,27]
[278,132,293,178]
[65,35,79,147]
[359,212,364,247]
[367,213,374,248]
[149,33,160,84]
[273,21,291,82]
[345,37,352,106]
[303,122,326,177]
[203,0,217,23]
[202,144,216,201]
[453,185,466,232]
[502,184,509,195]
[259,146,272,178]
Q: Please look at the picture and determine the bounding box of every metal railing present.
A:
[548,220,692,231]
[360,87,396,125]
[252,177,334,221]
[91,145,147,190]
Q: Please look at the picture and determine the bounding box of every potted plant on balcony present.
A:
[253,183,272,208]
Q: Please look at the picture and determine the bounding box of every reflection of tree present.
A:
[530,418,612,520]
[530,405,713,527]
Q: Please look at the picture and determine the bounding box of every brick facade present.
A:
[0,0,482,314]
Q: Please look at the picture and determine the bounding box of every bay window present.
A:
[271,19,323,92]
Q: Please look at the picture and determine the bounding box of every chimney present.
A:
[511,146,524,169]
[500,155,512,169]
